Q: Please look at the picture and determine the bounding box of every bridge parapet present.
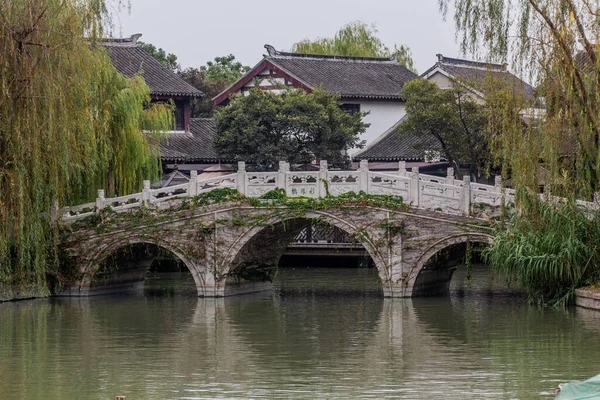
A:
[59,160,516,222]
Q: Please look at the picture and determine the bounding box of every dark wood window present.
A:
[340,103,361,115]
[174,100,185,131]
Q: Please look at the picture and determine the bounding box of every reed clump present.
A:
[485,200,600,307]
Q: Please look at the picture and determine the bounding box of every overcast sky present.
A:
[114,0,463,74]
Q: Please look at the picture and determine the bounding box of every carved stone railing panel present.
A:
[197,174,236,194]
[470,183,502,206]
[106,193,144,210]
[419,181,462,211]
[286,172,319,198]
[327,172,360,196]
[368,172,410,197]
[61,202,96,220]
[151,182,190,203]
[246,172,277,185]
[245,172,277,197]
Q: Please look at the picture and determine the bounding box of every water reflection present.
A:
[0,268,599,399]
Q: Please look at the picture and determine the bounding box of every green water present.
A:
[1,265,599,399]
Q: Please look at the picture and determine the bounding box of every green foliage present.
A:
[201,54,250,84]
[260,188,287,201]
[139,41,180,72]
[179,55,250,117]
[258,190,408,213]
[484,199,600,307]
[215,87,368,169]
[399,79,489,177]
[292,21,417,73]
[0,0,172,287]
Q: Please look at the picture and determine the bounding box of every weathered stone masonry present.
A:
[61,201,493,298]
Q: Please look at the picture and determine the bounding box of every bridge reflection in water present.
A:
[1,268,599,399]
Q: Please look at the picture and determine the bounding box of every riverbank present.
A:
[575,287,600,311]
[0,285,48,302]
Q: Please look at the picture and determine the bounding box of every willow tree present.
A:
[0,0,172,290]
[292,21,417,73]
[438,0,600,303]
[439,0,600,198]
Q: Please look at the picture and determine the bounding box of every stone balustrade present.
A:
[57,160,526,222]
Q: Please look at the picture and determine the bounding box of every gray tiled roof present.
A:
[422,55,535,99]
[268,52,418,100]
[352,117,434,161]
[103,40,202,98]
[159,118,219,162]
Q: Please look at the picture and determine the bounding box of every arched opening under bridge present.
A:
[408,234,523,297]
[221,215,385,297]
[81,241,203,297]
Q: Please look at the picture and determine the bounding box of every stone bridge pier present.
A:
[61,203,492,298]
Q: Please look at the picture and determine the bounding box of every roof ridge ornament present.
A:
[130,33,142,43]
[264,44,279,57]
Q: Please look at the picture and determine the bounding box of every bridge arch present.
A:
[217,210,390,295]
[77,236,206,296]
[406,233,494,297]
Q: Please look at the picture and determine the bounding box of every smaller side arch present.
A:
[405,233,493,297]
[72,236,207,297]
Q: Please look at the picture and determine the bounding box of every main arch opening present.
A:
[85,242,201,297]
[410,235,524,297]
[223,216,383,297]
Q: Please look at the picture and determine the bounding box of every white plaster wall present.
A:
[427,71,484,104]
[428,71,454,89]
[358,101,407,145]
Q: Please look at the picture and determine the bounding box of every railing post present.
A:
[51,200,59,221]
[398,161,407,177]
[278,161,289,194]
[494,175,503,205]
[189,171,198,197]
[319,160,328,197]
[359,159,369,193]
[446,167,455,185]
[494,175,502,192]
[141,180,151,205]
[409,167,420,206]
[460,175,471,215]
[95,189,105,212]
[236,162,246,195]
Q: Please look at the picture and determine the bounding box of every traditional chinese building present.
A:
[103,34,228,184]
[353,54,537,168]
[213,45,418,146]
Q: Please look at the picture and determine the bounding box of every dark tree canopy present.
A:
[215,88,368,170]
[139,41,180,72]
[292,21,417,73]
[398,79,489,178]
[201,54,250,84]
[180,55,250,117]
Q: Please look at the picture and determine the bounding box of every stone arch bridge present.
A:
[58,160,507,298]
